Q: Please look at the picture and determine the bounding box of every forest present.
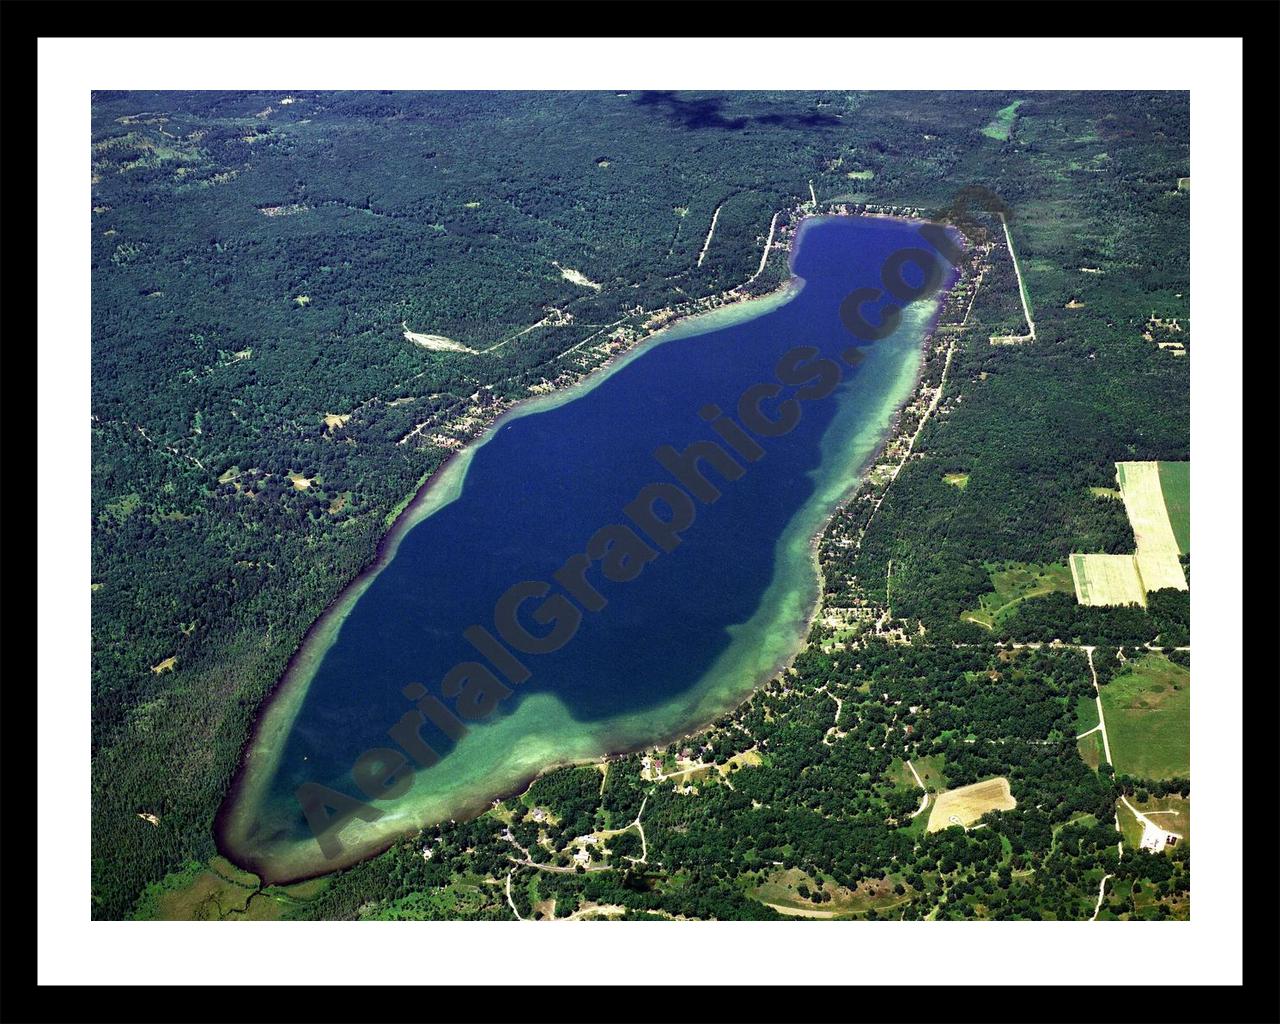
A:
[90,90,1188,920]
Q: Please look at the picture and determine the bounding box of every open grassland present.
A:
[908,754,947,792]
[963,561,1074,628]
[885,753,946,793]
[1157,461,1190,555]
[1099,654,1190,779]
[927,777,1016,832]
[981,100,1023,141]
[1074,694,1100,734]
[1070,553,1146,607]
[1077,730,1105,771]
[1118,461,1187,592]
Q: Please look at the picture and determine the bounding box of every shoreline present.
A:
[214,223,811,880]
[215,209,964,885]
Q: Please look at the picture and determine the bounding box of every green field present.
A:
[962,561,1075,628]
[1077,730,1105,772]
[1099,654,1190,779]
[981,100,1023,141]
[1074,694,1099,734]
[887,754,947,793]
[1157,461,1190,555]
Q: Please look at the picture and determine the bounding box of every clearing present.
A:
[402,323,477,353]
[553,262,603,291]
[943,472,970,489]
[1098,653,1189,779]
[981,100,1023,141]
[927,777,1016,832]
[1077,730,1106,772]
[962,562,1075,628]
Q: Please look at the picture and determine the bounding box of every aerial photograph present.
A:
[89,88,1191,923]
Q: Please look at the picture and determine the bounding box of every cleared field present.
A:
[963,561,1075,627]
[1074,694,1100,734]
[1077,730,1105,772]
[1070,553,1146,607]
[927,777,1016,832]
[981,100,1023,141]
[402,323,477,353]
[1156,461,1190,555]
[908,754,947,792]
[1099,654,1190,779]
[886,753,946,793]
[1117,461,1187,592]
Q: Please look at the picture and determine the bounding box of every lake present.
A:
[217,214,956,883]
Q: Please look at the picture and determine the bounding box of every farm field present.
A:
[962,561,1075,627]
[926,777,1016,832]
[1070,553,1146,607]
[1070,461,1189,607]
[1156,461,1190,555]
[1099,654,1190,779]
[1117,461,1187,593]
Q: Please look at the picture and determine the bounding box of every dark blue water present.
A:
[236,216,954,864]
